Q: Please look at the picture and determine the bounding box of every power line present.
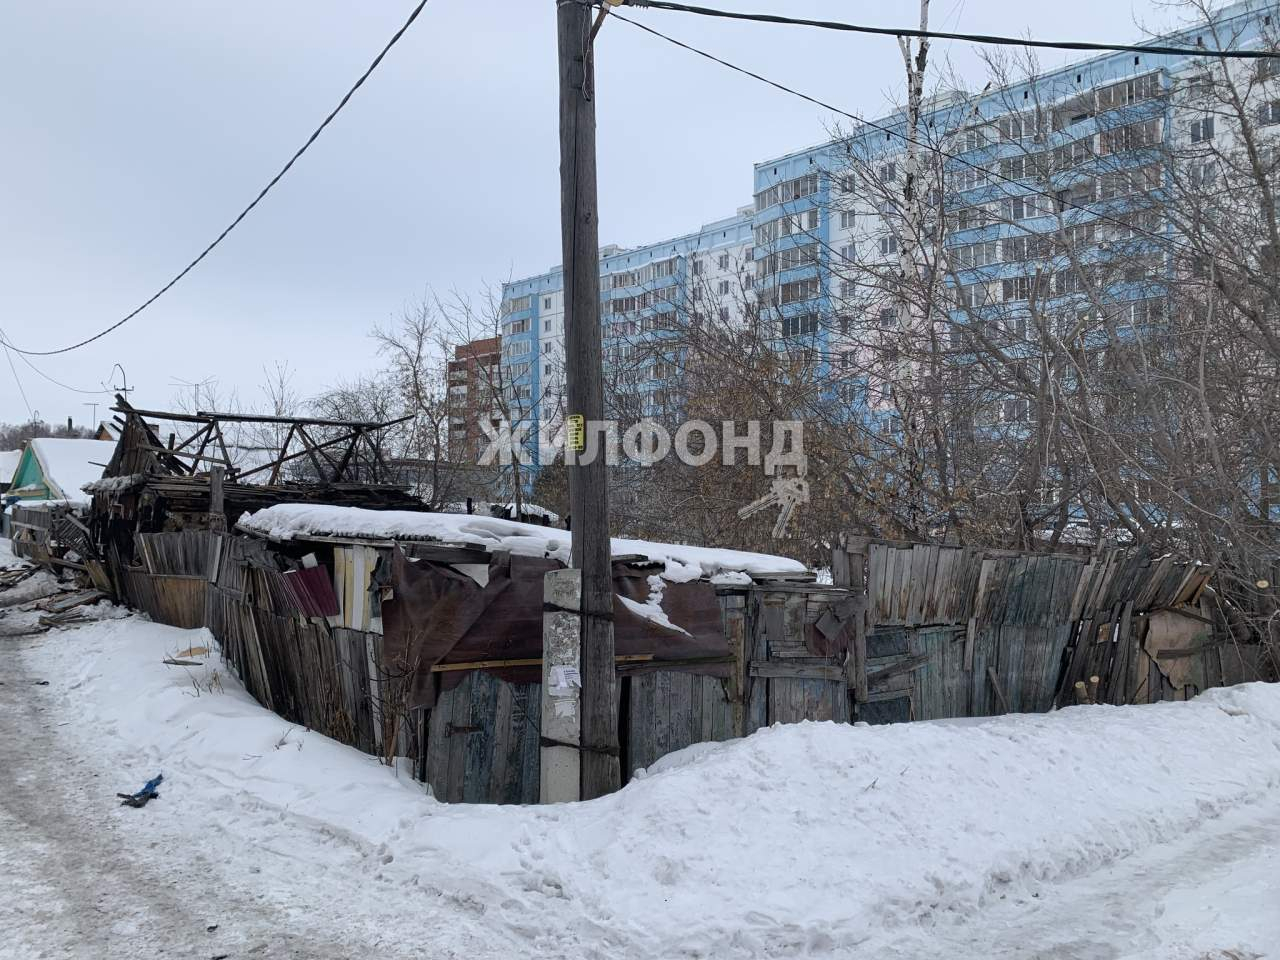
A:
[1,341,33,419]
[617,0,1280,59]
[605,9,1247,277]
[5,340,115,396]
[0,0,432,358]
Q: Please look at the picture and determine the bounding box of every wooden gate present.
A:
[744,584,852,728]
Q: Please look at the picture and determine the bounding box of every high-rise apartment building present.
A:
[499,0,1278,470]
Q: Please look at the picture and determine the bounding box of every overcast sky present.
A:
[0,0,1189,429]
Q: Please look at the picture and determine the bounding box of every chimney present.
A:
[67,416,73,432]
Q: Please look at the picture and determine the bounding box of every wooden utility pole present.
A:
[556,0,619,798]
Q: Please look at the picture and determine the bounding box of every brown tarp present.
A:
[381,547,733,709]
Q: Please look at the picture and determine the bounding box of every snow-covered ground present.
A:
[2,579,1278,958]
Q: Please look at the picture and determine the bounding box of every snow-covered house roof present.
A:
[0,449,21,489]
[7,438,117,505]
[239,503,806,583]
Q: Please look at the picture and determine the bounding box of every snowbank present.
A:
[23,612,1280,958]
[0,537,24,570]
[239,503,805,582]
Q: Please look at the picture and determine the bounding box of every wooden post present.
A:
[208,465,226,533]
[557,0,618,798]
[987,666,1012,713]
[541,568,582,803]
[724,595,747,737]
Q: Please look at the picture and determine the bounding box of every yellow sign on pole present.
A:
[566,414,585,453]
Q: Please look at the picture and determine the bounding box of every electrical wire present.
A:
[0,0,432,358]
[617,0,1280,59]
[0,326,115,395]
[1,340,34,419]
[15,352,116,396]
[604,8,1254,278]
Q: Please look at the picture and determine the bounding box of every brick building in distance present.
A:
[446,336,502,464]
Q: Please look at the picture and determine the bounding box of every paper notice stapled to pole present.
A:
[553,700,577,719]
[549,665,582,690]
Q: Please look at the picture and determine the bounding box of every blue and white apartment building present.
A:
[499,0,1279,468]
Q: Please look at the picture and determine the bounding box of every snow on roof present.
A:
[239,503,806,582]
[441,501,562,523]
[29,437,116,503]
[0,450,20,485]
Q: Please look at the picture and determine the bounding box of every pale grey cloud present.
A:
[0,0,1177,426]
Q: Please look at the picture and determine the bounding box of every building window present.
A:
[719,306,731,322]
[753,172,820,210]
[840,243,855,261]
[878,307,896,327]
[718,279,731,295]
[1259,100,1280,126]
[953,240,999,269]
[543,297,552,309]
[840,210,856,229]
[1190,116,1215,143]
[1054,179,1096,210]
[1096,72,1159,110]
[1258,57,1280,81]
[1099,118,1161,154]
[780,277,819,304]
[959,282,992,308]
[1003,194,1044,220]
[691,258,704,275]
[1002,398,1030,423]
[879,162,897,182]
[999,155,1028,180]
[960,125,992,151]
[838,174,856,193]
[718,254,730,270]
[879,236,899,257]
[781,313,818,337]
[502,340,531,358]
[999,114,1030,142]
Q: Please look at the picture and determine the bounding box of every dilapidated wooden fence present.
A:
[105,525,1271,805]
[111,528,841,801]
[831,538,1267,723]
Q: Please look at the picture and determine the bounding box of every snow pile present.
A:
[239,503,805,582]
[22,612,1280,958]
[0,537,27,570]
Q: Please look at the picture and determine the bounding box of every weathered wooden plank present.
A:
[515,683,541,803]
[444,673,472,803]
[653,670,673,761]
[750,661,846,681]
[460,671,499,803]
